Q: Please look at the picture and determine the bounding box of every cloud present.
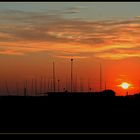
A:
[55,55,88,59]
[60,6,86,14]
[61,7,81,14]
[135,16,140,19]
[0,9,140,59]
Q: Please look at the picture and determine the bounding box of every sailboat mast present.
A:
[100,63,102,92]
[71,59,73,93]
[53,62,56,92]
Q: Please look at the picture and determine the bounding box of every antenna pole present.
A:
[40,76,43,94]
[26,80,28,96]
[16,81,19,96]
[126,91,128,96]
[88,78,90,92]
[80,78,83,92]
[35,77,37,95]
[31,78,34,96]
[47,78,50,93]
[5,80,10,95]
[100,63,102,92]
[139,80,140,93]
[71,59,73,93]
[75,75,77,92]
[58,79,60,92]
[53,62,56,92]
[43,76,46,93]
[105,81,106,90]
[24,80,27,96]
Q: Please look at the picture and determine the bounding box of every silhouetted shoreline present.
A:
[0,90,140,133]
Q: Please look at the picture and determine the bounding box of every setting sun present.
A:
[119,82,130,89]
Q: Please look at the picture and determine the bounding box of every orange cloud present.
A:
[0,9,140,59]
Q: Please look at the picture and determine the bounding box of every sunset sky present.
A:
[0,2,140,96]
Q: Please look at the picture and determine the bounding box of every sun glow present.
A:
[119,82,131,89]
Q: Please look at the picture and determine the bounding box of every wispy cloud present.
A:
[61,7,81,14]
[0,9,140,59]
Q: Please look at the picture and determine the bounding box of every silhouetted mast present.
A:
[105,81,106,90]
[75,75,77,92]
[65,77,67,91]
[126,91,128,96]
[16,81,19,96]
[0,81,2,93]
[88,78,90,92]
[24,80,27,96]
[47,78,50,92]
[35,77,37,95]
[80,78,83,92]
[65,76,69,92]
[57,79,60,92]
[40,76,43,93]
[5,80,10,95]
[31,78,34,96]
[26,80,28,95]
[100,63,102,92]
[53,62,56,92]
[43,76,46,93]
[49,78,52,92]
[88,78,92,92]
[71,58,73,93]
[139,80,140,93]
[24,80,26,96]
[0,80,1,95]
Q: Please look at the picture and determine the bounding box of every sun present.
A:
[119,82,130,89]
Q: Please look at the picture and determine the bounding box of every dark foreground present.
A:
[0,93,140,133]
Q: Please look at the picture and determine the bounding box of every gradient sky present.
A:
[1,2,140,95]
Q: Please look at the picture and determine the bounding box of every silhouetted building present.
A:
[102,89,116,96]
[47,90,116,97]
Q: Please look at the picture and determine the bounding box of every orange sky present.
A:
[0,55,140,96]
[1,3,140,95]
